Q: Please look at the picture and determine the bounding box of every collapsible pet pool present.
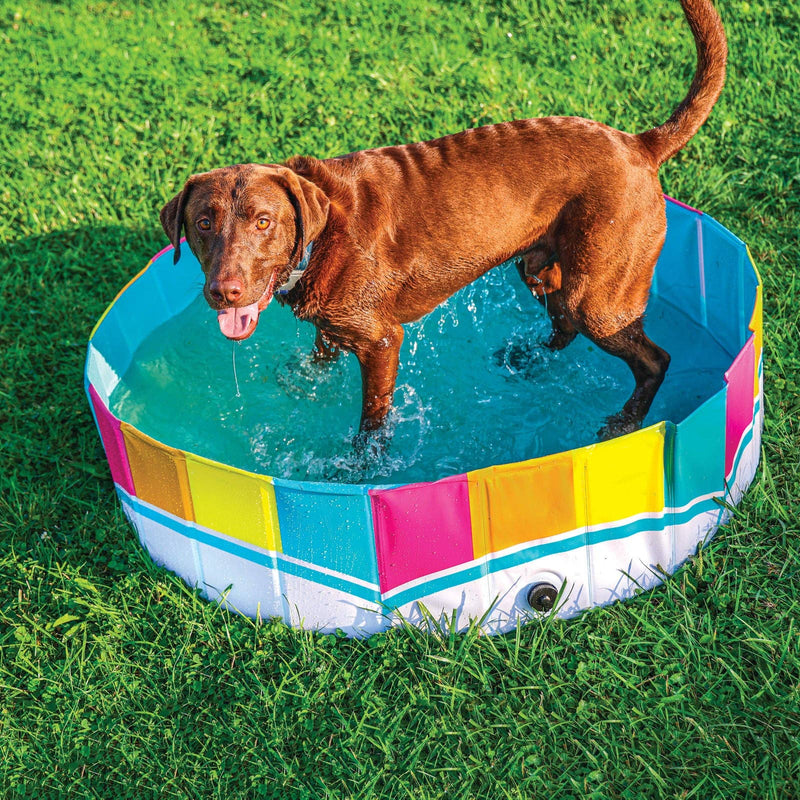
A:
[85,197,762,635]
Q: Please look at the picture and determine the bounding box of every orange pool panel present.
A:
[121,424,194,521]
[468,452,577,559]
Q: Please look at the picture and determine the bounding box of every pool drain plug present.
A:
[527,583,558,613]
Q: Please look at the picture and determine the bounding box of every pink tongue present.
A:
[217,301,260,339]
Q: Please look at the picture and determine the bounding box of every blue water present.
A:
[109,262,732,485]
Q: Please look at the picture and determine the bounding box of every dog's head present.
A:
[160,163,329,340]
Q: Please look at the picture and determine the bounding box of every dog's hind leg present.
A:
[562,257,670,439]
[589,317,671,439]
[517,254,578,351]
[557,187,671,439]
[538,288,578,351]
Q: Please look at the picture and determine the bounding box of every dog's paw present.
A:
[596,413,641,441]
[493,339,543,374]
[275,347,345,399]
[352,426,392,458]
[544,329,578,351]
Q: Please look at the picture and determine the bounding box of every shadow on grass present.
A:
[0,225,167,562]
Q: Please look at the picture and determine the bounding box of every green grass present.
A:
[1,0,799,797]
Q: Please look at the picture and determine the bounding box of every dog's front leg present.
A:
[312,329,340,363]
[353,323,404,434]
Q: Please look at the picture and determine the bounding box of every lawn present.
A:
[1,0,799,797]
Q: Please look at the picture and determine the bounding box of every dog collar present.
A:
[277,242,314,296]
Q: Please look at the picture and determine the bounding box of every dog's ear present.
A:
[160,176,197,265]
[272,167,330,263]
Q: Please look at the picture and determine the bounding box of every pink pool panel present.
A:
[724,335,756,478]
[662,194,702,215]
[370,475,474,593]
[88,385,135,495]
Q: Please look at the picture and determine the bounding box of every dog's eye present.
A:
[256,218,270,231]
[197,218,211,231]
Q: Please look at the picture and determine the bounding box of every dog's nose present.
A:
[209,279,243,304]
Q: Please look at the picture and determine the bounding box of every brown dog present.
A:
[160,0,726,441]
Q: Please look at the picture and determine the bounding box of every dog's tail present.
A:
[638,0,727,166]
